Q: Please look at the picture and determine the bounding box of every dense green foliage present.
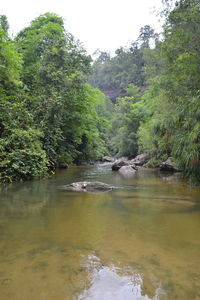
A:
[1,0,199,184]
[138,0,200,182]
[89,25,160,159]
[108,85,142,157]
[90,0,200,183]
[0,13,107,182]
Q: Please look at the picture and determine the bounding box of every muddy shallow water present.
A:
[0,165,200,299]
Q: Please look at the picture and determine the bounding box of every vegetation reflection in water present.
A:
[0,165,200,300]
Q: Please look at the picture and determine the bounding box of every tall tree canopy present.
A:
[0,13,108,182]
[89,25,157,101]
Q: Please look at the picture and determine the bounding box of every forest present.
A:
[0,0,199,184]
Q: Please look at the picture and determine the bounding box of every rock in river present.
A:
[131,154,150,166]
[118,165,136,175]
[101,156,116,163]
[117,165,137,178]
[112,159,137,171]
[61,181,114,193]
[159,157,180,172]
[112,160,130,171]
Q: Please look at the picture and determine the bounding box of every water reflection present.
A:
[77,255,164,300]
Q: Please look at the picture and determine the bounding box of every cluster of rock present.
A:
[111,158,137,176]
[61,155,181,194]
[101,154,180,173]
[108,153,149,172]
[59,154,180,174]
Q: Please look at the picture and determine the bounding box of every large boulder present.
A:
[131,154,150,166]
[118,165,137,177]
[159,157,179,172]
[61,181,114,193]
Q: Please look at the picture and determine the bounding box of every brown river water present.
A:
[0,164,200,300]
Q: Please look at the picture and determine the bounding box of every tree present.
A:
[109,85,142,157]
[89,26,159,102]
[0,15,9,33]
[0,13,109,182]
[137,25,157,49]
[0,18,47,182]
[16,13,94,167]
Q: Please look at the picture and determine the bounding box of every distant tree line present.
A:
[89,25,158,101]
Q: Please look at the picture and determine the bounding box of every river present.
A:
[0,164,200,299]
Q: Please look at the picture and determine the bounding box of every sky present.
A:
[0,0,164,55]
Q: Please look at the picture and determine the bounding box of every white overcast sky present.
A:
[1,0,164,55]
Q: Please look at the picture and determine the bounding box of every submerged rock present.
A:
[160,172,183,182]
[61,181,114,193]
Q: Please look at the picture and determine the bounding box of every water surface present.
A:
[0,165,200,299]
